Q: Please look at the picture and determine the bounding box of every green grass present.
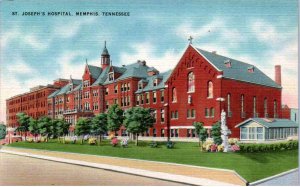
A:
[8,139,298,182]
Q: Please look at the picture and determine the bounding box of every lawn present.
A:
[8,139,298,182]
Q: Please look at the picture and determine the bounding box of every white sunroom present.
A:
[235,118,298,141]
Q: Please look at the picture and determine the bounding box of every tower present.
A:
[101,41,110,70]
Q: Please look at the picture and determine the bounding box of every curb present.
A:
[1,149,239,186]
[249,168,298,186]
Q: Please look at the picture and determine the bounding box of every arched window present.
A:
[264,98,268,118]
[274,100,277,118]
[241,94,245,117]
[187,72,195,92]
[207,81,213,98]
[253,96,257,117]
[172,87,177,102]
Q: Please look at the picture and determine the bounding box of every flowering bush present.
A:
[111,137,118,147]
[202,139,214,151]
[27,138,33,143]
[88,138,97,145]
[41,137,47,142]
[228,138,239,145]
[64,136,77,144]
[210,144,217,152]
[34,139,41,143]
[217,145,224,152]
[108,134,115,140]
[231,144,240,152]
[121,138,128,148]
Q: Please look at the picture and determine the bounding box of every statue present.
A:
[221,109,231,152]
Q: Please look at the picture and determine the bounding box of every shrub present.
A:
[166,141,174,149]
[149,141,158,148]
[228,138,239,145]
[111,137,118,147]
[231,144,240,152]
[27,138,33,143]
[202,139,214,151]
[217,145,224,152]
[88,138,97,145]
[238,141,298,153]
[121,138,128,148]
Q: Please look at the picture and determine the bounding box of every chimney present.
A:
[275,65,281,86]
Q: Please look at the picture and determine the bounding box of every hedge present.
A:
[238,140,298,153]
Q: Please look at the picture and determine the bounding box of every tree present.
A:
[193,122,208,150]
[124,107,155,146]
[75,118,91,144]
[16,112,30,141]
[211,121,222,145]
[37,116,52,141]
[28,118,39,140]
[56,118,70,143]
[91,113,108,145]
[107,104,124,135]
[0,123,6,140]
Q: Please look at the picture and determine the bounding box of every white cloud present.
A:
[120,42,182,72]
[251,20,279,44]
[7,56,36,75]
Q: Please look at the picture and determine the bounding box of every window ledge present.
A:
[187,91,195,94]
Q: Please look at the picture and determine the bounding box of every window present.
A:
[114,85,118,94]
[205,108,210,117]
[83,80,89,88]
[138,83,142,89]
[108,72,114,81]
[106,101,109,109]
[274,100,277,118]
[153,129,156,137]
[257,127,263,139]
[127,96,130,106]
[114,99,118,105]
[187,72,195,92]
[105,88,109,95]
[264,98,268,118]
[141,94,144,104]
[172,88,177,102]
[187,109,195,118]
[241,127,247,140]
[127,83,130,91]
[175,129,179,137]
[121,84,124,92]
[84,102,90,110]
[253,96,257,117]
[161,90,164,102]
[249,127,256,139]
[136,95,140,105]
[161,109,165,123]
[241,94,245,118]
[227,94,231,117]
[153,79,158,86]
[207,81,213,98]
[124,83,127,92]
[146,93,149,104]
[210,108,215,117]
[153,110,157,123]
[153,92,157,103]
[161,129,165,137]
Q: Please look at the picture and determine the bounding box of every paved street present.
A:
[0,153,184,186]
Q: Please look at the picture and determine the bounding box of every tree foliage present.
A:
[107,104,124,134]
[0,123,6,140]
[37,116,52,139]
[91,113,108,144]
[193,122,208,147]
[211,121,222,145]
[28,118,39,139]
[55,118,70,137]
[16,112,30,138]
[75,118,91,144]
[124,107,155,145]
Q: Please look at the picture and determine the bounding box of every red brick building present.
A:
[6,43,283,138]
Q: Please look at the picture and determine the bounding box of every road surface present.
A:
[0,153,184,186]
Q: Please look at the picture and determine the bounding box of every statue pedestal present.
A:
[220,109,231,152]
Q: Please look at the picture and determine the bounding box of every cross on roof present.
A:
[188,36,193,44]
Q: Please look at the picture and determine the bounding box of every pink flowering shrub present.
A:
[231,144,240,152]
[111,137,118,147]
[210,144,217,152]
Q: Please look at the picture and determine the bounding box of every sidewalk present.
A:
[0,146,247,186]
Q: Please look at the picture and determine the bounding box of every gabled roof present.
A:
[136,70,172,93]
[91,66,110,86]
[87,65,102,79]
[194,47,281,89]
[116,62,150,81]
[235,118,298,128]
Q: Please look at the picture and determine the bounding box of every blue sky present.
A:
[0,0,298,123]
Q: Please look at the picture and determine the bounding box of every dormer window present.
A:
[108,72,114,81]
[224,59,231,68]
[153,79,158,87]
[138,83,143,89]
[248,66,254,73]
